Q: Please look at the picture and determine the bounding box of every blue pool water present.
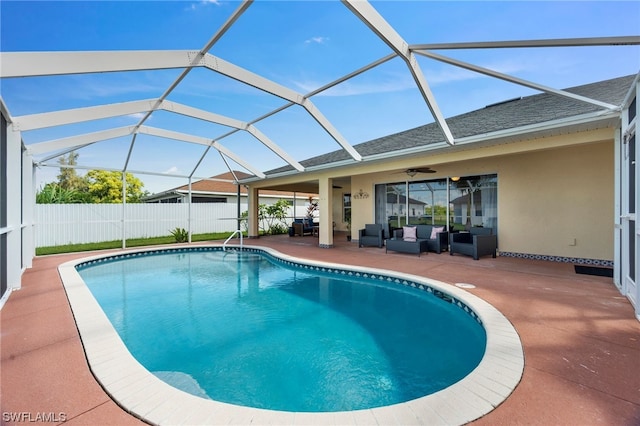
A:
[77,249,486,412]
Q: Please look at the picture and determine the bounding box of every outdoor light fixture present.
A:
[451,176,461,182]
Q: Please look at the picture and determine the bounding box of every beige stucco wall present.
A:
[498,141,614,260]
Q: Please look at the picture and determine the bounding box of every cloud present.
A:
[305,36,329,45]
[421,54,557,86]
[163,166,180,174]
[291,54,541,98]
[128,112,147,120]
[187,0,221,11]
[293,71,415,97]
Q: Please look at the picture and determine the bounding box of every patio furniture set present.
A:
[359,223,497,260]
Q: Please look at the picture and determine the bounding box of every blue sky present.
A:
[1,1,639,194]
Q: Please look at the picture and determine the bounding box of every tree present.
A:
[85,170,148,203]
[57,151,86,192]
[36,151,149,204]
[36,151,91,203]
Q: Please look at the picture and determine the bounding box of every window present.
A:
[343,193,351,223]
[192,196,227,203]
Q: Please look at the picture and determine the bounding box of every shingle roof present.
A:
[175,171,253,194]
[266,74,635,175]
[156,170,316,198]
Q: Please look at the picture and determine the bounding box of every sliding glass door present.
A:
[375,173,498,237]
[449,175,498,233]
[383,183,408,228]
[407,180,448,225]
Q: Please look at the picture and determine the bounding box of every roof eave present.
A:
[454,110,620,146]
[243,109,621,184]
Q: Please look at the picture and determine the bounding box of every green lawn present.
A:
[35,231,246,256]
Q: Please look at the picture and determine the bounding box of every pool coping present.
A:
[59,244,524,426]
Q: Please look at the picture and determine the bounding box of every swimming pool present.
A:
[76,249,486,412]
[60,245,524,425]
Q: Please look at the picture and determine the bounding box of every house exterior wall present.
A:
[254,127,615,262]
[354,139,613,261]
[499,140,613,260]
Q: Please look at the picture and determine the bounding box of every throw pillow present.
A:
[430,226,445,239]
[403,226,417,242]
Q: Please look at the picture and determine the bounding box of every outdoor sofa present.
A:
[385,224,449,256]
[290,218,314,236]
[449,227,497,260]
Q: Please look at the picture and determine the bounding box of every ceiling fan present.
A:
[396,167,437,177]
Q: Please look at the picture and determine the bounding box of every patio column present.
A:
[318,177,334,248]
[247,185,259,239]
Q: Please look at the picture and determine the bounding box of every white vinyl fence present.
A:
[34,202,314,247]
[35,203,249,247]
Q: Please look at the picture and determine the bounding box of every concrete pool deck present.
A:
[2,233,639,425]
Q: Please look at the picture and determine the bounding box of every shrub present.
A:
[242,199,291,235]
[170,227,189,243]
[269,223,289,235]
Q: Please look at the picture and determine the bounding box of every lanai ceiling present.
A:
[1,0,639,193]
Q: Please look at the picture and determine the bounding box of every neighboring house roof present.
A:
[266,75,635,175]
[145,171,316,200]
[386,193,426,206]
[175,171,252,195]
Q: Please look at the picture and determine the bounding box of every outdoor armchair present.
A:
[449,227,497,260]
[291,218,314,236]
[358,224,384,248]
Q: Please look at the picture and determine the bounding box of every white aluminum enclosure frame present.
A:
[616,75,640,320]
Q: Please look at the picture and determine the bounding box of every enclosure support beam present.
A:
[415,50,619,110]
[121,173,127,249]
[343,0,455,145]
[188,178,193,244]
